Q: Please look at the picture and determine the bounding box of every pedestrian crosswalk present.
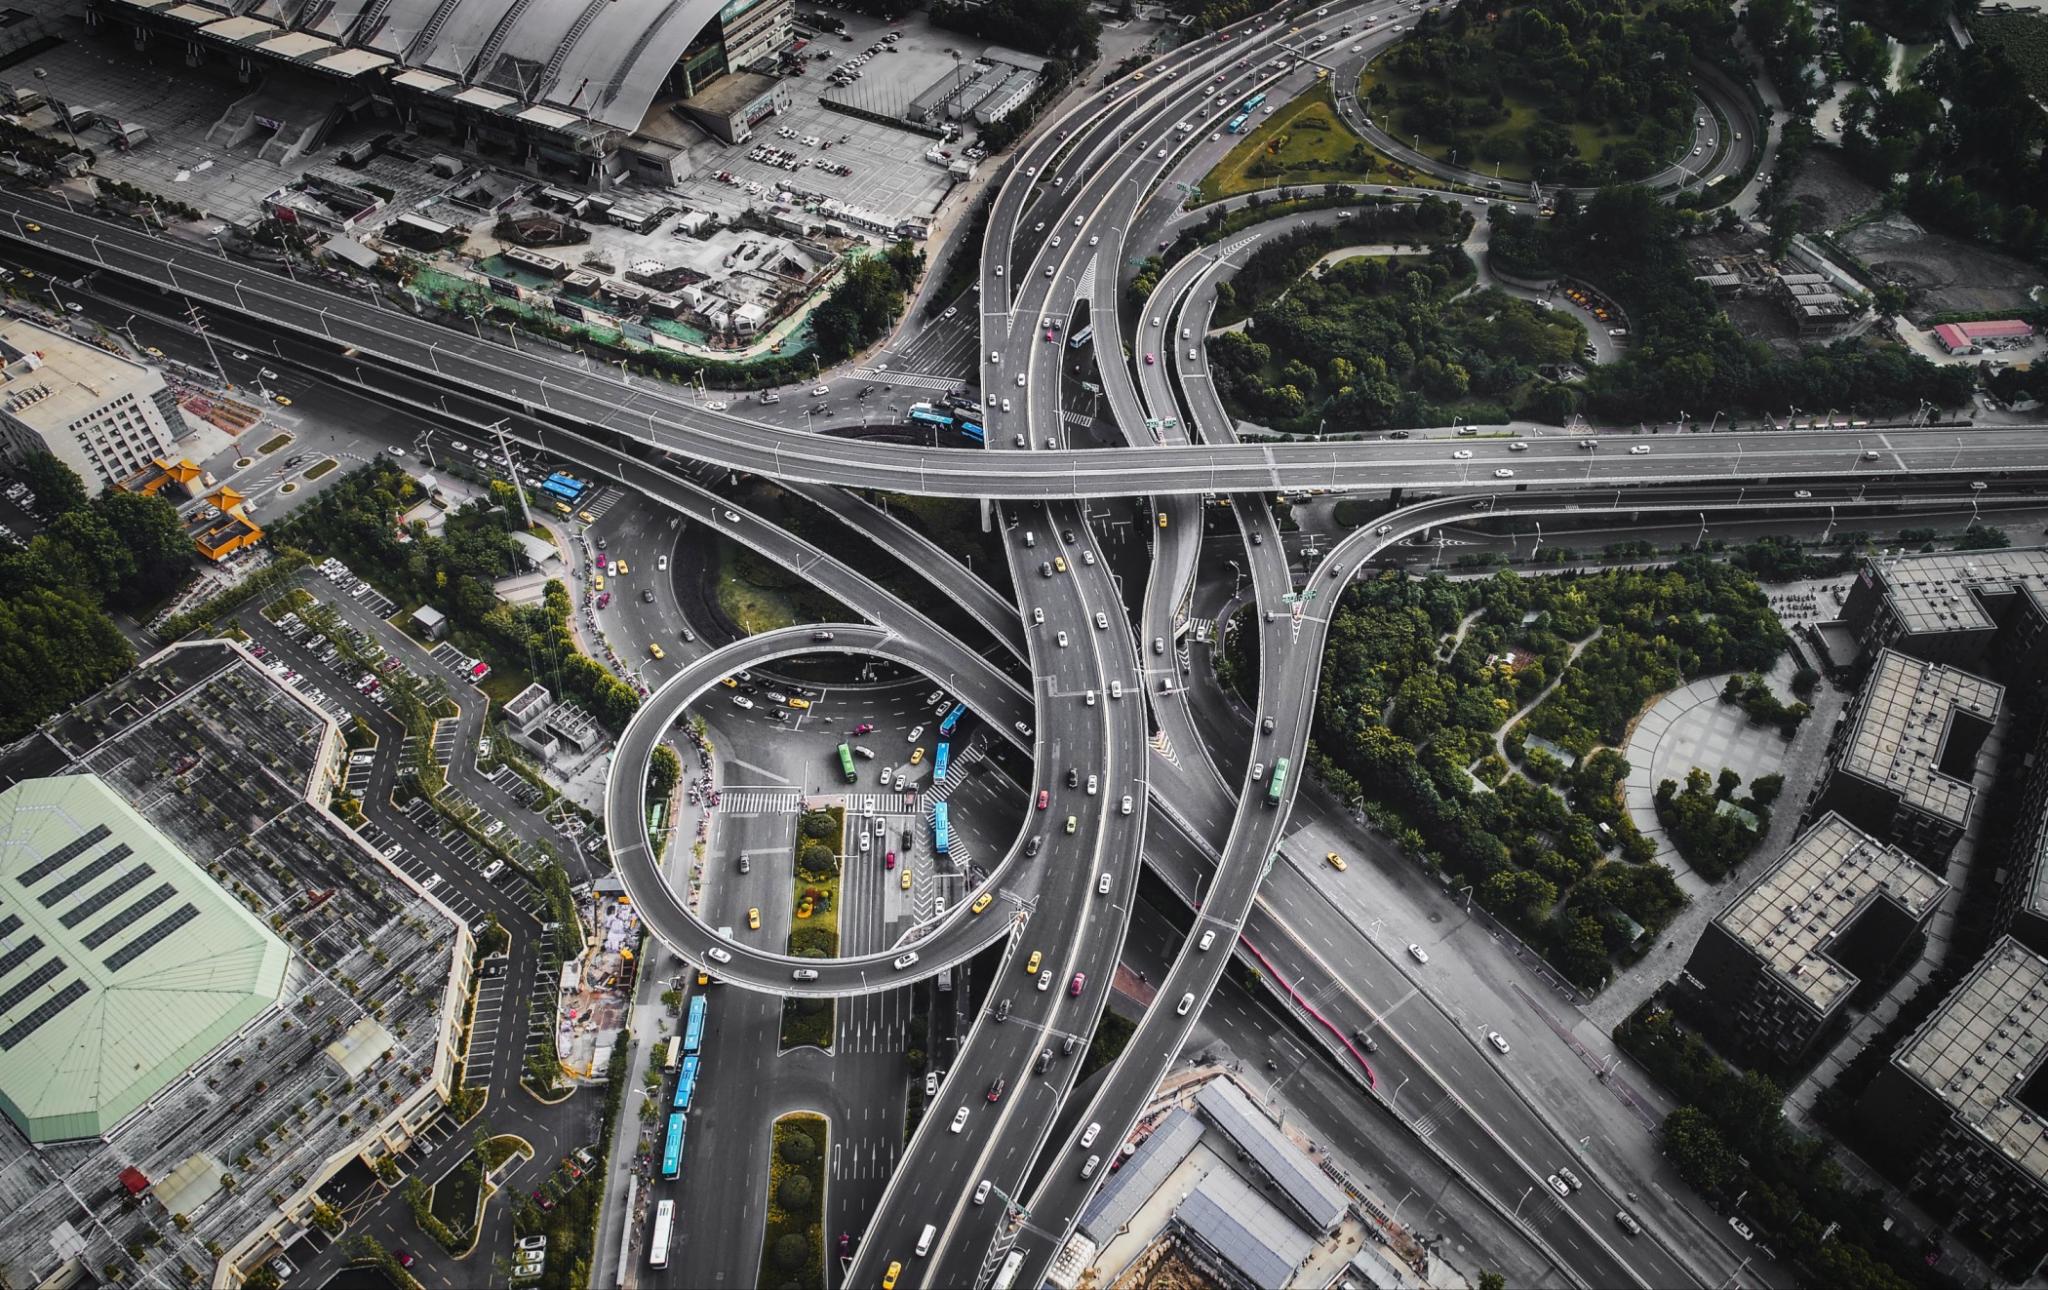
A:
[720,788,803,814]
[847,791,921,816]
[581,486,625,520]
[846,367,958,392]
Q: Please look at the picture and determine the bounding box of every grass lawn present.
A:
[756,1113,828,1290]
[1201,89,1387,200]
[714,538,842,634]
[262,587,313,622]
[305,458,339,480]
[258,432,293,454]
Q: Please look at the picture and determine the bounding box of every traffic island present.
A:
[756,1112,828,1290]
[780,807,843,1049]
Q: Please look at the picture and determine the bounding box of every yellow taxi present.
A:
[788,696,811,710]
[273,395,293,406]
[593,575,606,591]
[1158,511,1169,529]
[883,1263,901,1290]
[143,346,164,359]
[579,510,596,524]
[22,222,39,233]
[554,501,571,516]
[720,676,739,688]
[1053,555,1068,573]
[615,560,629,575]
[910,747,925,764]
[900,868,913,891]
[747,907,761,930]
[648,643,665,660]
[1025,950,1043,975]
[971,893,993,915]
[1327,851,1347,871]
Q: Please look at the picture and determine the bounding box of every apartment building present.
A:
[0,319,180,490]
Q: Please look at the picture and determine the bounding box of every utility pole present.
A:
[490,419,533,529]
[186,303,228,386]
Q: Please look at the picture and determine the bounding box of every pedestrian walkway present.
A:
[719,788,803,814]
[845,367,957,392]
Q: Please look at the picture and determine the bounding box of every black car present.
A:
[1066,768,1080,788]
[1350,1028,1378,1053]
[1024,836,1042,857]
[739,856,752,874]
[640,589,655,603]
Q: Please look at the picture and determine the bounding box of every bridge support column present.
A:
[980,496,992,533]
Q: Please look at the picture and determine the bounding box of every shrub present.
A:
[778,1132,817,1165]
[778,1175,815,1210]
[773,1233,811,1269]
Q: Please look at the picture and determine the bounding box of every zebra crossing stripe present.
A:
[846,368,958,392]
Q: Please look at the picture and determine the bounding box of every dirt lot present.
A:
[1783,149,1884,233]
[1837,209,2047,320]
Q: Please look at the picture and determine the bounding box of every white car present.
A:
[893,951,920,969]
[989,351,1001,365]
[657,555,669,571]
[811,385,830,396]
[1198,930,1216,951]
[1486,1030,1510,1054]
[1629,444,1652,455]
[908,724,925,742]
[1088,235,1099,246]
[732,695,755,709]
[1793,489,1812,499]
[1017,373,1027,386]
[1057,631,1069,647]
[1094,611,1108,630]
[943,306,958,319]
[706,947,732,964]
[1508,441,1529,451]
[950,1107,969,1133]
[1408,943,1429,964]
[1098,872,1112,895]
[1547,1174,1572,1198]
[1452,449,1473,460]
[1176,992,1196,1016]
[1493,468,1516,478]
[1119,794,1133,816]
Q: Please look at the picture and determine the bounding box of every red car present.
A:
[470,662,490,680]
[1144,353,1155,365]
[986,1077,1006,1102]
[595,553,607,569]
[885,851,896,869]
[1069,972,1087,997]
[1036,789,1050,810]
[596,592,611,609]
[1045,328,1055,341]
[853,722,874,734]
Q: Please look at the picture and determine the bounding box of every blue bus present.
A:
[672,1053,700,1111]
[661,1112,686,1180]
[933,801,951,859]
[934,741,951,782]
[540,473,588,505]
[1067,325,1094,351]
[1243,91,1267,113]
[908,402,955,428]
[938,703,966,737]
[683,995,707,1054]
[960,421,985,443]
[1226,112,1252,134]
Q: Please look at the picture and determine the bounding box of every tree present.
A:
[778,1132,817,1164]
[778,1174,815,1209]
[93,489,191,604]
[1662,1105,1739,1192]
[772,1233,811,1269]
[19,451,89,515]
[649,743,682,801]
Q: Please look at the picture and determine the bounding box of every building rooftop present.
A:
[1176,1168,1314,1290]
[683,70,783,118]
[1195,1078,1348,1233]
[1715,812,1948,1015]
[1078,1107,1204,1243]
[1863,547,2048,639]
[1838,649,2001,826]
[0,318,159,430]
[0,775,290,1142]
[1892,937,2048,1191]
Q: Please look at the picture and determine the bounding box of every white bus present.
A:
[663,1036,682,1074]
[649,1199,675,1269]
[992,1249,1026,1290]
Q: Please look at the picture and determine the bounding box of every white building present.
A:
[0,319,181,491]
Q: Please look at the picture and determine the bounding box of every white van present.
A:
[916,1224,937,1257]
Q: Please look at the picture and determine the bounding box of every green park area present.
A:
[1207,225,1586,432]
[1306,559,1794,989]
[1201,89,1392,199]
[1358,0,1704,184]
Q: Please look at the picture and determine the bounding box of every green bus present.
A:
[836,743,858,784]
[1265,757,1289,807]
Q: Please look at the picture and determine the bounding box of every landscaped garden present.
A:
[1307,561,1792,988]
[1207,230,1586,432]
[1201,88,1391,199]
[781,806,843,1049]
[757,1113,828,1290]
